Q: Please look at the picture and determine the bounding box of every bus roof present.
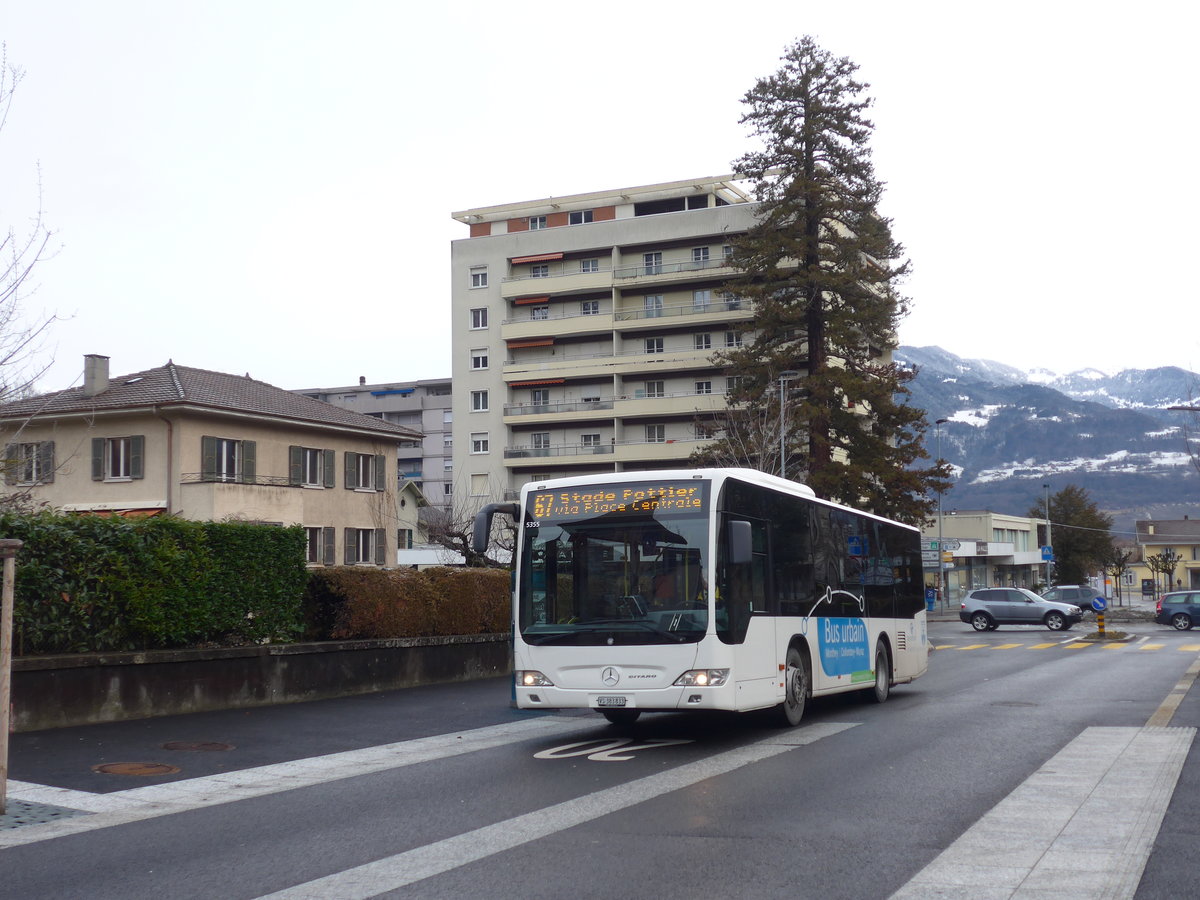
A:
[519,468,919,533]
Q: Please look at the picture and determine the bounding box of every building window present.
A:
[643,252,662,275]
[532,432,551,451]
[723,245,733,259]
[581,433,600,448]
[470,266,488,288]
[91,436,144,481]
[306,526,335,565]
[695,381,712,395]
[579,258,599,273]
[725,331,744,348]
[530,264,549,278]
[693,289,711,310]
[645,380,664,399]
[530,305,549,320]
[289,446,334,488]
[726,376,745,393]
[645,424,665,443]
[471,432,489,454]
[470,473,489,496]
[721,291,741,310]
[528,215,547,230]
[345,527,385,565]
[692,247,709,263]
[569,210,593,225]
[644,337,663,354]
[201,436,255,484]
[398,528,414,550]
[344,452,384,491]
[581,300,599,316]
[695,423,715,439]
[694,333,712,351]
[471,348,489,370]
[644,295,663,318]
[444,482,453,498]
[470,307,488,329]
[471,390,489,412]
[5,440,55,486]
[530,388,550,407]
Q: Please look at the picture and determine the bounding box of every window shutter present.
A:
[92,438,105,481]
[39,441,54,483]
[3,444,15,486]
[374,454,385,492]
[201,436,217,481]
[130,436,144,480]
[241,440,256,484]
[344,528,354,564]
[374,528,386,566]
[323,449,335,488]
[345,452,358,489]
[288,446,302,486]
[323,526,336,566]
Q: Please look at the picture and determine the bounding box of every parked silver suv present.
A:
[959,587,1083,632]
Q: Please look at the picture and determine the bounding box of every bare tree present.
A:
[422,475,513,568]
[0,44,60,404]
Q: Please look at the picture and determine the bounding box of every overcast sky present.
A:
[2,1,1196,395]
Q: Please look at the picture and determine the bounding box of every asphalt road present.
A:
[3,617,1199,900]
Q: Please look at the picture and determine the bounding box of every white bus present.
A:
[474,468,929,726]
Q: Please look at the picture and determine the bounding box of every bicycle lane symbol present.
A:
[533,738,694,762]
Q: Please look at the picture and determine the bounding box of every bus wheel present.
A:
[776,646,809,727]
[602,709,641,726]
[870,643,891,704]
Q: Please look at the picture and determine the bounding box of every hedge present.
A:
[0,511,307,654]
[302,566,511,640]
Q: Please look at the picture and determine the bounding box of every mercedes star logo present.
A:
[601,666,620,686]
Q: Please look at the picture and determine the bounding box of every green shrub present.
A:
[0,511,306,654]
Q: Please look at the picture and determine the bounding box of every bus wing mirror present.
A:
[473,502,519,556]
[727,520,753,565]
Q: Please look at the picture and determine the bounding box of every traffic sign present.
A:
[1092,597,1107,612]
[942,540,961,551]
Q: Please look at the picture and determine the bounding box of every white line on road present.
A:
[0,716,596,849]
[890,725,1195,900]
[253,721,860,900]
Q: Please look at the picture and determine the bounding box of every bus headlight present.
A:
[673,669,729,687]
[516,670,554,687]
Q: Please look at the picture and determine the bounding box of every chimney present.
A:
[359,376,366,386]
[83,354,110,397]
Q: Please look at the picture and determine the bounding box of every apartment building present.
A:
[296,377,453,509]
[450,176,760,505]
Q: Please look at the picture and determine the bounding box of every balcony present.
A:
[613,256,737,287]
[614,298,755,332]
[502,310,614,342]
[504,441,616,461]
[502,390,726,425]
[500,266,612,299]
[503,346,720,381]
[502,436,707,469]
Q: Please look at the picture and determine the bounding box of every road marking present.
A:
[1029,642,1057,649]
[1147,654,1200,727]
[890,726,1194,899]
[0,716,595,849]
[1142,644,1165,650]
[994,643,1022,649]
[533,737,693,761]
[253,721,859,899]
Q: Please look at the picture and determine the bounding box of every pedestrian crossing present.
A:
[934,638,1200,652]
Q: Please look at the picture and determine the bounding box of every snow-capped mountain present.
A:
[896,347,1199,530]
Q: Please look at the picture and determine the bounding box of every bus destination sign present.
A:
[530,481,708,521]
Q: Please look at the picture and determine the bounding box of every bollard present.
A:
[0,538,24,815]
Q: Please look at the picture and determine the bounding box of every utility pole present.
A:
[0,538,25,814]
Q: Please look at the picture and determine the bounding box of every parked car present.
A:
[1042,585,1104,609]
[1155,591,1200,630]
[959,587,1083,631]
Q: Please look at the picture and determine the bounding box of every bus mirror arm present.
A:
[727,520,753,565]
[473,502,519,555]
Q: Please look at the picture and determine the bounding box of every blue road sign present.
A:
[1092,597,1107,612]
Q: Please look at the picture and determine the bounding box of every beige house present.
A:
[1133,518,1200,595]
[0,355,423,567]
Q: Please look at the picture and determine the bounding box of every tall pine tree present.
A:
[692,36,945,525]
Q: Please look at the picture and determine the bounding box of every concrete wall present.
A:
[11,634,511,732]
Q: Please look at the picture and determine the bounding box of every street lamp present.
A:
[935,418,948,608]
[1043,483,1053,588]
[778,370,800,479]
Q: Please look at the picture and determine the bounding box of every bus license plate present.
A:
[596,696,627,708]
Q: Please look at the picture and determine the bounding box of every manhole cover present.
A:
[92,762,181,776]
[161,741,235,752]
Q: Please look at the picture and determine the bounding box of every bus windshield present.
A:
[519,480,711,645]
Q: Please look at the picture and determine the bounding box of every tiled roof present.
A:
[0,362,422,439]
[1135,519,1200,542]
